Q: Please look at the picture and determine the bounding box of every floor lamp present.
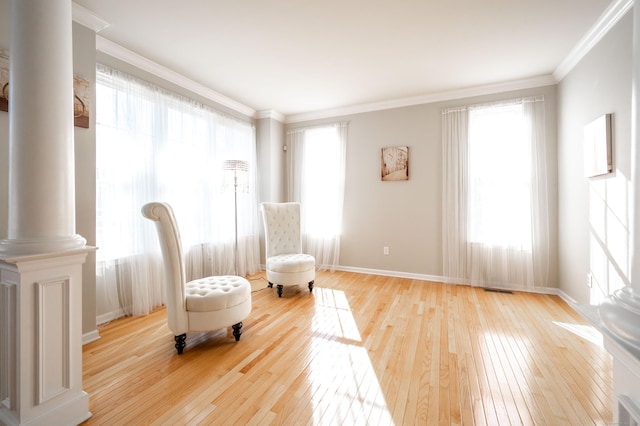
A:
[223,159,249,275]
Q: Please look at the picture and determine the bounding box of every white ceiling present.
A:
[73,0,619,120]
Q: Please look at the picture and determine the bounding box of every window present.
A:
[442,96,549,289]
[301,126,344,238]
[95,64,259,320]
[287,123,348,270]
[468,103,532,249]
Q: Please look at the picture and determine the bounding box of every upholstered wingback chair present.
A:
[142,202,252,354]
[260,202,315,297]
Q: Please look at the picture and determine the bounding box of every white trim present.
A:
[553,0,633,81]
[261,263,563,295]
[96,308,126,326]
[71,2,110,33]
[285,75,556,123]
[333,265,561,295]
[96,36,257,119]
[82,330,100,345]
[556,288,579,306]
[618,395,640,425]
[335,265,448,283]
[74,0,630,123]
[257,110,285,123]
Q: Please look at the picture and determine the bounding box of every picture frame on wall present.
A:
[381,146,409,181]
[583,113,612,178]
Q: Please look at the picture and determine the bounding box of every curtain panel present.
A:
[95,64,260,321]
[287,122,348,271]
[442,96,549,290]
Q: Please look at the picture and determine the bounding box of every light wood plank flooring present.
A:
[81,271,613,425]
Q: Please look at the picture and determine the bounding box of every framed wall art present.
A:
[381,146,409,181]
[584,113,612,178]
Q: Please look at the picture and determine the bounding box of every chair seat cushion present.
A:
[185,276,251,312]
[266,253,315,273]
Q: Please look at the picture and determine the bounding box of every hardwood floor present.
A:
[81,271,612,425]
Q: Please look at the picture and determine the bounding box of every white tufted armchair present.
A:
[141,202,252,354]
[260,202,316,297]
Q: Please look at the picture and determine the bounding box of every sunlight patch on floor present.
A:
[553,321,604,347]
[308,288,392,424]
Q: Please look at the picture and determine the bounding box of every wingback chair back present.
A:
[261,202,303,258]
[260,202,315,297]
[141,202,189,334]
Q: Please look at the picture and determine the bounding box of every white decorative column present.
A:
[0,0,93,425]
[0,0,85,255]
[597,2,640,423]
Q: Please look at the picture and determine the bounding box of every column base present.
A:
[598,286,640,423]
[0,392,91,426]
[0,248,95,426]
[0,234,87,257]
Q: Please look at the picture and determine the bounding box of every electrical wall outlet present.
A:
[383,246,389,255]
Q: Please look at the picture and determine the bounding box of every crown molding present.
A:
[77,0,629,124]
[286,0,631,123]
[96,36,257,119]
[72,2,110,33]
[553,0,633,81]
[256,110,285,123]
[285,74,556,123]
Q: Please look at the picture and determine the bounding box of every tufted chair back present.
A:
[141,202,189,334]
[260,202,315,297]
[261,202,302,257]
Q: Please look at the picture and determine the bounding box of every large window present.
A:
[442,97,549,289]
[468,103,532,249]
[287,123,348,271]
[96,64,259,321]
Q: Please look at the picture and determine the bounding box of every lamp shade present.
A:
[223,159,249,173]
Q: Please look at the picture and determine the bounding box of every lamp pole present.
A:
[233,169,239,275]
[223,160,248,276]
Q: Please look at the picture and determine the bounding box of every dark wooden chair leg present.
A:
[308,280,314,293]
[175,333,186,355]
[268,282,273,288]
[277,284,283,297]
[232,322,243,341]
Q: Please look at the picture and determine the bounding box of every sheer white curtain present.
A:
[96,64,260,321]
[442,96,549,289]
[287,122,348,271]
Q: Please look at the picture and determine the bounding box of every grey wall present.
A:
[257,116,285,263]
[557,11,633,304]
[287,84,559,284]
[257,116,285,204]
[72,22,98,338]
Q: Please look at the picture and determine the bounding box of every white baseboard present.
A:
[334,265,447,283]
[556,288,579,305]
[262,263,563,295]
[96,308,126,326]
[333,265,561,296]
[82,329,101,345]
